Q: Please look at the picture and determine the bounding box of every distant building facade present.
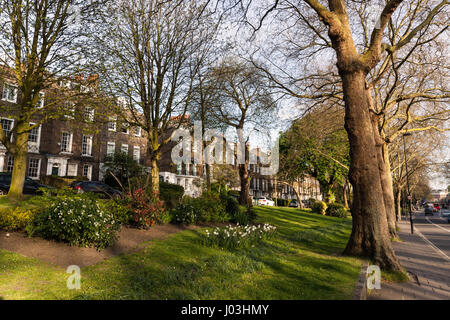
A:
[1,70,323,200]
[429,189,449,203]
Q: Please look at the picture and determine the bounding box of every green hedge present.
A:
[325,203,347,218]
[160,182,184,209]
[312,201,327,215]
[273,198,290,207]
[228,190,240,197]
[171,191,238,225]
[0,207,44,231]
[185,192,230,223]
[40,175,88,188]
[0,196,50,231]
[171,203,198,225]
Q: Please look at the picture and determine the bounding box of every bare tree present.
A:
[92,0,218,196]
[244,0,449,238]
[188,30,224,192]
[212,164,239,193]
[0,0,99,198]
[390,129,446,219]
[226,0,449,270]
[208,58,276,205]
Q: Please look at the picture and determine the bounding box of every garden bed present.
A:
[0,224,197,268]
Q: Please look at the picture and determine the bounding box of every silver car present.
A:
[440,209,450,218]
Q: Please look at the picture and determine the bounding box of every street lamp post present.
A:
[402,132,414,234]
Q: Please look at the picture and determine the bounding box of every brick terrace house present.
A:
[247,165,322,202]
[1,67,323,200]
[0,69,149,182]
[0,70,206,197]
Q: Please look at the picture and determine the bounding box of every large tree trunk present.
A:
[381,143,398,237]
[293,182,303,208]
[341,70,402,271]
[370,112,398,239]
[343,182,349,209]
[205,163,211,191]
[395,186,402,222]
[8,126,29,200]
[238,163,250,206]
[148,129,161,197]
[149,155,160,196]
[378,158,398,239]
[238,142,250,206]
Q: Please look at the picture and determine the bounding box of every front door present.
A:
[51,164,59,176]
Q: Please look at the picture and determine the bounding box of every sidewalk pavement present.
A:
[368,221,450,300]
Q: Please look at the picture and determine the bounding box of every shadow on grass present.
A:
[70,208,360,300]
[254,207,353,255]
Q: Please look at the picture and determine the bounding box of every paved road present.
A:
[410,210,450,260]
[369,209,450,300]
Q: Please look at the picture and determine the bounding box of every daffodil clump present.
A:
[202,223,277,250]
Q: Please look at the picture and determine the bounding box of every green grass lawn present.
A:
[0,195,50,211]
[0,206,362,300]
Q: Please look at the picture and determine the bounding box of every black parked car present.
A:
[70,181,122,199]
[0,173,51,195]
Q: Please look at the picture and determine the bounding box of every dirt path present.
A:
[0,224,198,268]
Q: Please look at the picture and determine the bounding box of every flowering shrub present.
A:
[32,194,120,250]
[124,189,167,229]
[202,223,277,250]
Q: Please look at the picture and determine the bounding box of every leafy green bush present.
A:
[31,193,121,250]
[202,224,277,250]
[312,201,327,215]
[228,190,240,198]
[325,203,347,218]
[160,182,184,209]
[273,198,289,207]
[246,206,257,222]
[171,203,198,225]
[98,200,131,225]
[231,207,250,225]
[103,152,145,189]
[171,192,239,225]
[184,192,230,223]
[221,193,239,216]
[231,205,258,225]
[0,207,43,231]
